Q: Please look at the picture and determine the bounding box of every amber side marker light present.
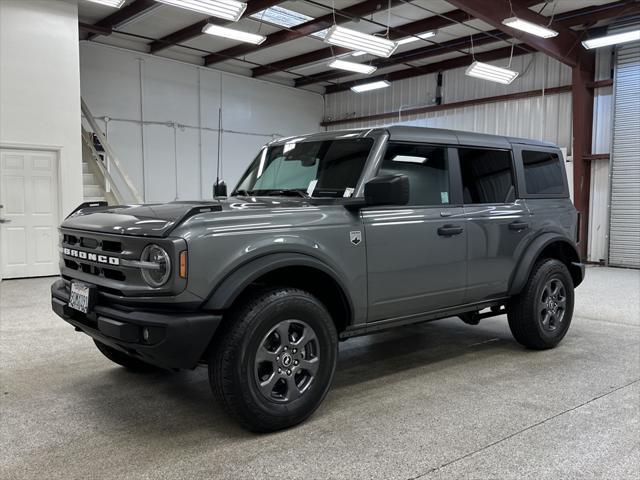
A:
[179,251,188,278]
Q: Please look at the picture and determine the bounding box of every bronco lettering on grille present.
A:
[62,247,120,266]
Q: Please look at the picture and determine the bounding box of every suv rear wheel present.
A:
[93,340,161,371]
[209,287,338,432]
[507,258,574,350]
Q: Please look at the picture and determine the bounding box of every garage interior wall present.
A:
[79,43,324,203]
[324,51,615,264]
[0,0,83,217]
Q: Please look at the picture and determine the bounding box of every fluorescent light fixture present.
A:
[155,0,247,22]
[250,6,326,39]
[502,17,558,38]
[396,31,436,45]
[582,29,640,49]
[251,6,311,28]
[465,61,519,84]
[325,26,398,58]
[328,59,377,74]
[351,80,391,93]
[202,24,266,44]
[86,0,125,7]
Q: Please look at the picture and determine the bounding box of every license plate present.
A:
[69,281,91,314]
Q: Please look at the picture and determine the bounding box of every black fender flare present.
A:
[508,233,583,295]
[202,252,354,316]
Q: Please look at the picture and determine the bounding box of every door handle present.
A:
[509,221,529,231]
[438,224,463,236]
[0,218,11,224]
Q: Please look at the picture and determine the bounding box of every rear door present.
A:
[457,146,531,302]
[363,143,467,322]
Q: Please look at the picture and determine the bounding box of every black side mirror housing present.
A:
[364,174,410,206]
[213,181,227,198]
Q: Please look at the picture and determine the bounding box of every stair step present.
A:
[84,196,106,203]
[83,173,96,185]
[82,162,90,174]
[83,184,103,197]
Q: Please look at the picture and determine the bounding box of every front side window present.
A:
[234,138,373,198]
[522,150,565,195]
[378,143,450,205]
[459,148,515,204]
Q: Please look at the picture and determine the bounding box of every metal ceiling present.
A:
[78,0,640,92]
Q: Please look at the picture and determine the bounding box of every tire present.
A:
[93,339,161,372]
[508,258,575,350]
[209,287,338,433]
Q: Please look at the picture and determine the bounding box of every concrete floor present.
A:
[1,266,639,480]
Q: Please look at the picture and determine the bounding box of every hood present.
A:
[61,201,223,237]
[61,197,318,237]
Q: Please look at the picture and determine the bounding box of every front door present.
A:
[0,149,60,279]
[363,143,467,322]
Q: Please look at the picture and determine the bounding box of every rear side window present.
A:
[379,143,450,205]
[459,148,515,204]
[522,150,565,195]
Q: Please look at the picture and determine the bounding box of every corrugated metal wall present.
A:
[324,53,573,153]
[609,41,640,268]
[589,48,614,264]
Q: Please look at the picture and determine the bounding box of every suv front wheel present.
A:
[209,287,338,432]
[507,258,575,350]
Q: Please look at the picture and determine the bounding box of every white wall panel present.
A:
[0,0,82,218]
[80,43,323,202]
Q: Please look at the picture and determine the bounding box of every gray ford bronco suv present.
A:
[51,126,584,432]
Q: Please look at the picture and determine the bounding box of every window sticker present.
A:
[343,187,354,198]
[307,179,318,196]
[441,191,449,204]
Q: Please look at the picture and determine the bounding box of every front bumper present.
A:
[51,279,222,369]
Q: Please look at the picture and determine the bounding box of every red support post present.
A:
[571,53,596,260]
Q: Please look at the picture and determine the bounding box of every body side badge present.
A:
[350,231,362,246]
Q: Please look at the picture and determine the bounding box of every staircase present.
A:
[80,98,142,205]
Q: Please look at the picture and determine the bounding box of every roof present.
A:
[269,125,557,148]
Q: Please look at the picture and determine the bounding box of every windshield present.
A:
[234,138,374,198]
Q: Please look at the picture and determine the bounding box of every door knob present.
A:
[0,218,11,224]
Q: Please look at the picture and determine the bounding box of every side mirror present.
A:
[364,174,410,206]
[213,181,227,198]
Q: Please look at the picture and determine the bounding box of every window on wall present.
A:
[378,143,450,205]
[522,150,565,195]
[459,148,515,204]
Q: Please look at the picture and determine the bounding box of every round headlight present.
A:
[140,244,171,287]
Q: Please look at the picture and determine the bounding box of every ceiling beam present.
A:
[325,44,536,93]
[204,0,405,66]
[148,0,284,54]
[87,0,158,40]
[251,9,472,77]
[445,0,587,67]
[252,1,547,77]
[304,0,635,89]
[295,29,508,87]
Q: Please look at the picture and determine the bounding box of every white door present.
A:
[0,149,60,279]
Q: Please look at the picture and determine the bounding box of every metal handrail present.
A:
[81,98,143,203]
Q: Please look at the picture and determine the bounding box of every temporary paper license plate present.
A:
[69,281,92,314]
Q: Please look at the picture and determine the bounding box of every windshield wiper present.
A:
[259,189,310,198]
[233,189,256,197]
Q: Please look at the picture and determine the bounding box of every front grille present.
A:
[61,232,126,281]
[59,227,186,297]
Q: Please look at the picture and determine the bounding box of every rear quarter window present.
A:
[522,150,566,195]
